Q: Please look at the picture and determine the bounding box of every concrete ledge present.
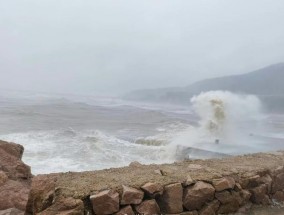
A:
[25,151,284,214]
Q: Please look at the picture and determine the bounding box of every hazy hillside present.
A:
[124,63,284,111]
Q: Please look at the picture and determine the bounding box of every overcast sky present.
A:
[0,0,284,95]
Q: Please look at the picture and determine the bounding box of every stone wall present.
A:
[25,151,284,215]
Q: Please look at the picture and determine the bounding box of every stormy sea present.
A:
[1,90,284,174]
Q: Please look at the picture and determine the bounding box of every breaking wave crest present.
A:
[170,91,265,156]
[0,128,176,174]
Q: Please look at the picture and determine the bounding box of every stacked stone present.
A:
[88,168,284,215]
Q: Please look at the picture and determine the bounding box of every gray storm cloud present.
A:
[0,0,284,95]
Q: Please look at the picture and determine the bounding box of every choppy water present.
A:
[0,91,284,174]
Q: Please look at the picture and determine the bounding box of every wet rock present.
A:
[212,177,235,191]
[114,205,134,215]
[134,200,160,215]
[183,181,215,210]
[157,183,183,213]
[199,200,220,215]
[90,190,119,214]
[141,182,163,198]
[0,208,24,215]
[250,184,271,205]
[121,185,144,205]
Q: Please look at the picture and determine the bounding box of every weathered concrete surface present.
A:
[25,151,284,214]
[0,140,32,214]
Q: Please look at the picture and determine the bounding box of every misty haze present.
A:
[1,1,284,214]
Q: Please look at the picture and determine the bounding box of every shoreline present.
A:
[1,140,284,214]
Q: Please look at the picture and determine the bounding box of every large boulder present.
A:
[212,177,235,192]
[183,181,215,210]
[90,190,119,215]
[121,185,144,205]
[134,200,160,215]
[141,182,163,198]
[0,140,32,213]
[157,183,183,213]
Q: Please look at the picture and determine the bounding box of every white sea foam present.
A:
[0,128,176,174]
[169,91,265,155]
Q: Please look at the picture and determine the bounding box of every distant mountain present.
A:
[124,63,284,111]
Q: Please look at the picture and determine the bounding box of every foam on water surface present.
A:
[0,91,284,174]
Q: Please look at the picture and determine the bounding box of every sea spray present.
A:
[170,91,264,157]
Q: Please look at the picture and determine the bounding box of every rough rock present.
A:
[183,181,215,210]
[25,174,57,214]
[183,175,195,186]
[272,191,284,203]
[0,208,24,215]
[240,189,252,204]
[250,184,271,205]
[235,183,242,191]
[215,191,241,213]
[272,172,284,193]
[0,141,31,180]
[255,174,272,192]
[121,185,144,205]
[24,150,284,214]
[154,169,163,175]
[134,200,160,215]
[218,200,239,214]
[187,164,203,171]
[199,200,220,215]
[0,171,8,186]
[37,196,84,215]
[212,177,235,191]
[180,211,198,215]
[157,183,183,213]
[236,203,253,214]
[0,180,30,211]
[0,141,32,212]
[141,182,163,198]
[114,205,134,215]
[90,190,119,215]
[240,175,260,189]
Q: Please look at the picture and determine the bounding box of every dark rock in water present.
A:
[175,145,231,160]
[0,140,32,213]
